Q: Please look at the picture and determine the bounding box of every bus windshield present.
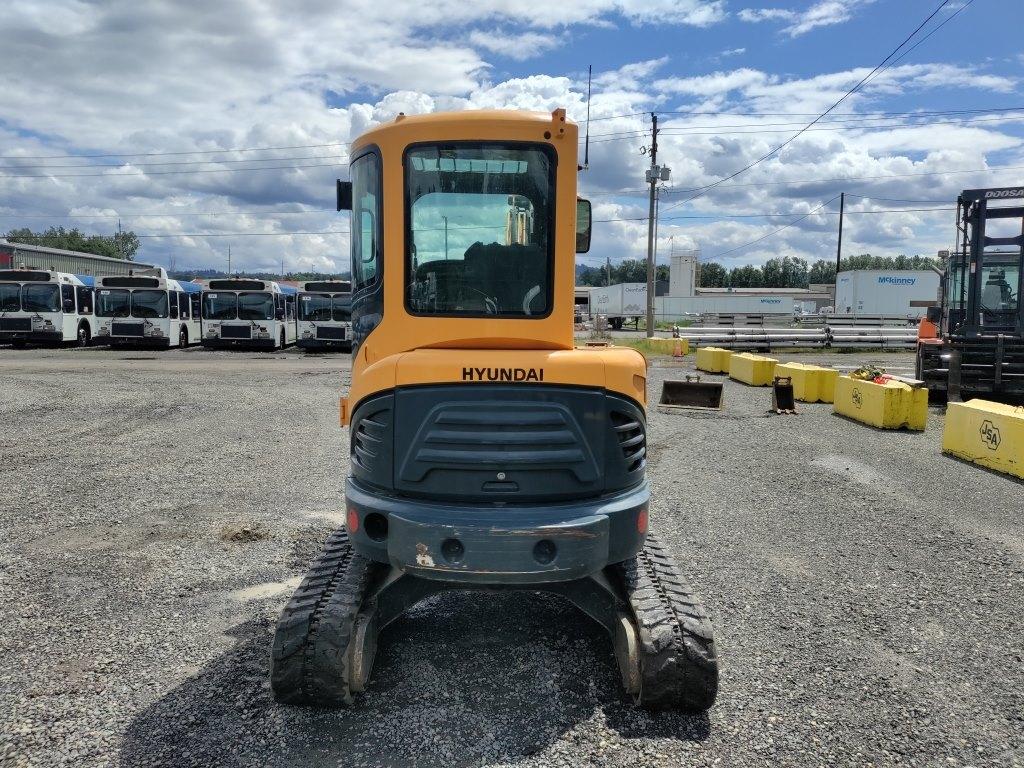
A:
[22,284,61,313]
[131,290,169,319]
[299,294,332,321]
[332,295,351,322]
[238,292,274,320]
[0,284,20,312]
[203,293,237,320]
[97,289,131,317]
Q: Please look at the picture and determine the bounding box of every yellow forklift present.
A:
[271,109,718,710]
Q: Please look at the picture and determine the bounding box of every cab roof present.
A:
[351,109,574,154]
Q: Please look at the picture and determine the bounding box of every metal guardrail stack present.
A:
[668,325,918,350]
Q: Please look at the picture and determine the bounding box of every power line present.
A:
[134,230,349,238]
[578,161,1024,201]
[0,153,349,170]
[708,196,840,259]
[844,193,948,204]
[658,0,961,215]
[0,160,347,179]
[585,109,1024,139]
[5,141,350,161]
[0,209,336,219]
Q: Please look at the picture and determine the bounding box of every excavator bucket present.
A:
[657,376,723,412]
[771,376,797,414]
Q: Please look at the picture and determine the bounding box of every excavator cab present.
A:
[271,109,718,711]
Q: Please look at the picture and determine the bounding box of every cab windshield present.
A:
[332,295,351,322]
[131,290,169,319]
[97,289,130,317]
[0,284,20,312]
[22,284,61,313]
[203,293,237,320]
[405,143,554,318]
[299,293,332,321]
[238,292,274,320]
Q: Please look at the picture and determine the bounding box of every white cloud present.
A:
[739,0,874,37]
[468,29,561,61]
[737,8,794,23]
[0,1,1018,274]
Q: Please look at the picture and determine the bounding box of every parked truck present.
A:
[589,282,647,330]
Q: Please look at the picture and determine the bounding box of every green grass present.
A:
[603,338,688,358]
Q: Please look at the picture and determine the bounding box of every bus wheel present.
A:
[77,324,90,347]
[179,328,188,348]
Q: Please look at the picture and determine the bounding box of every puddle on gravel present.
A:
[809,454,885,485]
[228,577,302,602]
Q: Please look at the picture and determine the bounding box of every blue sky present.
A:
[0,0,1021,274]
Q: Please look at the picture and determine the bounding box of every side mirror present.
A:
[63,299,74,313]
[337,180,353,212]
[276,308,285,320]
[575,198,592,254]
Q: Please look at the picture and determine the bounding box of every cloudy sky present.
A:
[1,0,1022,275]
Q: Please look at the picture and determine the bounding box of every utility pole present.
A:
[834,192,845,281]
[606,255,611,286]
[645,113,659,338]
[227,246,232,275]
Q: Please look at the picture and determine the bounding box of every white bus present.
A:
[296,279,353,351]
[94,269,203,348]
[0,268,98,346]
[201,278,297,350]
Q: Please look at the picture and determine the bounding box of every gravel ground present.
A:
[1,346,1022,768]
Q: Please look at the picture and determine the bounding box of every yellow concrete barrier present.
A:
[776,362,839,403]
[833,375,928,431]
[646,338,690,356]
[728,353,778,386]
[695,346,731,373]
[942,400,1024,480]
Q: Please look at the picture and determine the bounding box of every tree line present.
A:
[576,254,940,289]
[5,226,141,261]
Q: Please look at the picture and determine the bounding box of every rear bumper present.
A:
[296,338,351,350]
[0,330,62,344]
[345,477,649,584]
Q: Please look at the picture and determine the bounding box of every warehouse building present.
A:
[653,252,832,320]
[0,240,156,276]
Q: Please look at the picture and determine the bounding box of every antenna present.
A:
[583,64,592,170]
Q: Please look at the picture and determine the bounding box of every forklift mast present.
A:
[946,186,1024,338]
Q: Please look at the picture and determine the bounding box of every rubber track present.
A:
[270,528,381,706]
[616,533,719,710]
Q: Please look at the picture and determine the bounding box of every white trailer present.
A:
[296,279,352,351]
[94,269,202,348]
[0,268,98,346]
[201,278,297,350]
[835,270,939,317]
[589,283,647,329]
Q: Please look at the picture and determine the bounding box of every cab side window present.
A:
[178,292,188,319]
[169,291,179,319]
[76,287,93,315]
[191,294,201,318]
[286,294,296,320]
[61,284,75,312]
